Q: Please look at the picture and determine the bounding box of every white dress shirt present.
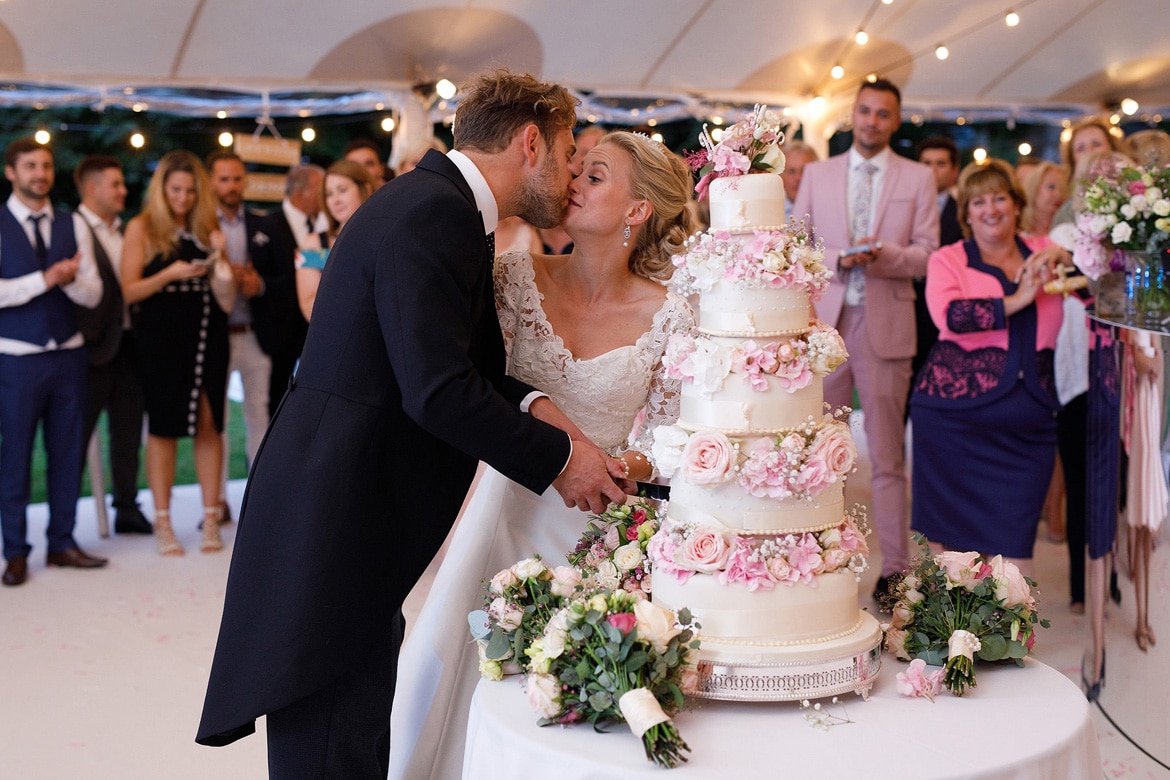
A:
[0,194,102,354]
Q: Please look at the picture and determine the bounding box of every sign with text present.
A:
[233,134,302,167]
[243,172,287,203]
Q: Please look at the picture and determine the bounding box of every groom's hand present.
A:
[553,442,634,513]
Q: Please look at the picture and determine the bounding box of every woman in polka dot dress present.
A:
[122,150,231,556]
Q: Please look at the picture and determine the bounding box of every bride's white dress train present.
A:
[389,250,691,780]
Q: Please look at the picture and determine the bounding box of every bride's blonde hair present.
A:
[598,132,695,281]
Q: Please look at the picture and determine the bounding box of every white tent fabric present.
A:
[1,0,1168,133]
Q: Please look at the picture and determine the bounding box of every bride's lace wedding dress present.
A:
[389,250,692,780]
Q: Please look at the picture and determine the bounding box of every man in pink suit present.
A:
[792,79,939,599]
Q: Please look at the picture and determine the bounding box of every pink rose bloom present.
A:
[766,554,796,583]
[812,425,856,477]
[822,547,850,571]
[489,567,521,595]
[885,626,911,660]
[795,453,833,496]
[936,550,983,589]
[631,509,647,525]
[607,612,638,634]
[625,524,640,541]
[680,431,736,485]
[895,658,945,701]
[717,541,776,591]
[989,555,1036,610]
[604,525,623,550]
[677,526,734,573]
[1129,180,1147,195]
[778,432,806,454]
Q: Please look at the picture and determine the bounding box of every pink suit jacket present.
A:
[792,151,939,360]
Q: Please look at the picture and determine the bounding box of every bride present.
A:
[389,131,696,779]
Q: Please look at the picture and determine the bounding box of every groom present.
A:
[196,70,631,777]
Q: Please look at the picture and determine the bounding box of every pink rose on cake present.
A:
[676,525,735,573]
[811,422,857,478]
[794,452,833,496]
[717,541,776,591]
[680,431,737,484]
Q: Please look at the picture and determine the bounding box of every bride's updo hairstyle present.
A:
[600,132,696,281]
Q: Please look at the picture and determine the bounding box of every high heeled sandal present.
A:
[200,506,224,553]
[1137,628,1150,652]
[154,509,185,556]
[1081,650,1106,702]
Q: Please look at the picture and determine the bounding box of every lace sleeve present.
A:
[493,251,524,360]
[629,295,694,457]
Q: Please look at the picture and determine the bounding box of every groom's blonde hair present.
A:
[453,70,577,155]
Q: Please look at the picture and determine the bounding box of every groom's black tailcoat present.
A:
[197,150,570,745]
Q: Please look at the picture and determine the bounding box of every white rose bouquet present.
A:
[884,536,1049,696]
[524,590,700,768]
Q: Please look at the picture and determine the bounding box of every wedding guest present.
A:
[250,164,323,415]
[1126,128,1170,167]
[793,78,939,600]
[121,151,234,555]
[0,139,106,587]
[343,138,390,186]
[197,70,629,776]
[295,159,375,321]
[206,151,268,521]
[394,137,448,177]
[390,129,695,780]
[910,159,1072,575]
[73,155,152,535]
[781,140,819,222]
[1020,161,1069,238]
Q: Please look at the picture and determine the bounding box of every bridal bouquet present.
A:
[525,590,700,768]
[884,536,1049,696]
[687,104,786,200]
[567,498,660,596]
[1073,155,1170,279]
[470,557,582,681]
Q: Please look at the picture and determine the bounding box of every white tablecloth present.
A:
[464,657,1100,779]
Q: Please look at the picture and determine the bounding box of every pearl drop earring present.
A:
[623,223,631,247]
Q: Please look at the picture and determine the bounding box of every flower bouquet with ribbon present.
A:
[566,498,660,596]
[469,557,583,681]
[883,536,1049,696]
[524,590,700,768]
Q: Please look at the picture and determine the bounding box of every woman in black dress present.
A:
[121,151,233,555]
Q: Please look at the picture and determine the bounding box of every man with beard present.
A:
[196,70,632,778]
[1,139,106,586]
[793,79,938,603]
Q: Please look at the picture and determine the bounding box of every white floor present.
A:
[2,449,1168,777]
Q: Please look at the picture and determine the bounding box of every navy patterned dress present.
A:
[909,238,1063,558]
[132,232,229,438]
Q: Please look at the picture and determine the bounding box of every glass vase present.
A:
[1126,250,1170,328]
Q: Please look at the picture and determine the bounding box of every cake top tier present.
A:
[689,104,787,201]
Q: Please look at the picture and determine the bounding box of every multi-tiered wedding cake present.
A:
[649,109,883,701]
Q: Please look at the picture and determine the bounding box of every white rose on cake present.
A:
[651,425,690,477]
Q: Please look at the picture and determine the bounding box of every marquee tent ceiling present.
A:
[1,0,1168,131]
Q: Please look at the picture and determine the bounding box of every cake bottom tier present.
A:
[692,612,883,702]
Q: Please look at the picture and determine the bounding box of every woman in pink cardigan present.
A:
[909,159,1073,574]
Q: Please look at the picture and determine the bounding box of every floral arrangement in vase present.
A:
[883,536,1050,696]
[686,104,786,201]
[525,590,700,767]
[1073,156,1170,279]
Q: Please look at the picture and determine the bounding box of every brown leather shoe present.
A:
[46,547,108,569]
[2,556,28,586]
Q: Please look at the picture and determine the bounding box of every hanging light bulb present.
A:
[650,132,665,144]
[381,115,396,133]
[129,132,145,149]
[710,127,725,143]
[218,132,234,147]
[1018,142,1032,156]
[216,110,228,119]
[831,65,845,80]
[855,30,869,45]
[973,147,988,163]
[1121,98,1139,116]
[301,127,316,143]
[1005,11,1020,27]
[34,129,51,144]
[935,44,949,60]
[435,78,457,100]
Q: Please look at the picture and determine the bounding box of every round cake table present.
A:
[463,657,1100,779]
